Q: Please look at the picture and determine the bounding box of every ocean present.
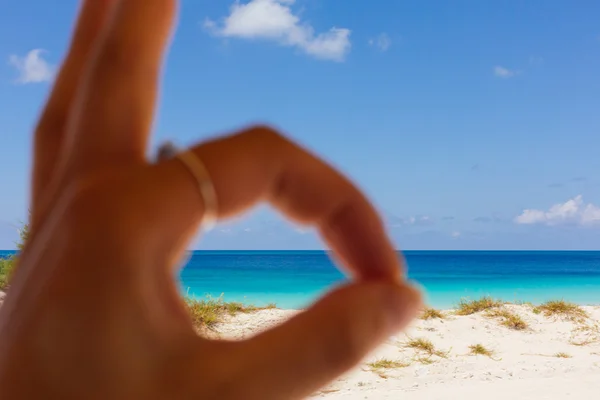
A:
[178,251,600,309]
[3,250,600,309]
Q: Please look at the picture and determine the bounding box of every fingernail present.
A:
[384,282,423,334]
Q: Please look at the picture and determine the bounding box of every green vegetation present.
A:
[469,344,494,357]
[405,337,449,359]
[414,356,436,365]
[420,307,445,320]
[455,296,503,315]
[0,220,29,290]
[367,358,410,370]
[534,300,588,321]
[185,295,275,331]
[486,308,529,330]
[554,352,572,358]
[0,258,13,290]
[366,358,410,379]
[406,337,435,353]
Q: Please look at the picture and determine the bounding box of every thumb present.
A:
[223,281,422,400]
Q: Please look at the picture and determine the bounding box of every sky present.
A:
[0,0,599,250]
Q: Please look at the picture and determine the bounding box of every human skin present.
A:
[0,1,422,399]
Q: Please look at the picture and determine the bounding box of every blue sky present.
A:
[1,0,599,250]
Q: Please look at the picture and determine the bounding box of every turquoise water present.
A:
[178,251,600,309]
[3,250,600,309]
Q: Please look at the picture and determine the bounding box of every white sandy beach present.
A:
[214,303,600,399]
[2,290,599,398]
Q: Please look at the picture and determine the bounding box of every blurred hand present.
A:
[0,1,421,399]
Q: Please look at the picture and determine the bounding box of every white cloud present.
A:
[388,215,433,228]
[515,195,600,226]
[493,65,517,79]
[8,49,54,84]
[451,231,461,238]
[204,0,351,62]
[369,33,391,52]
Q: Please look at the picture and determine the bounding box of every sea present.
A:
[3,250,600,310]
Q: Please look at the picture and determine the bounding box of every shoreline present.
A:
[269,301,600,312]
[185,292,600,312]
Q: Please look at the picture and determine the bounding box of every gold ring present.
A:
[157,142,218,231]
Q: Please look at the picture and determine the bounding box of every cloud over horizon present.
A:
[387,214,433,228]
[515,195,600,227]
[204,0,351,62]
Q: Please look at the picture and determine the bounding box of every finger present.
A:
[150,126,403,282]
[30,0,116,226]
[193,282,421,400]
[67,0,177,176]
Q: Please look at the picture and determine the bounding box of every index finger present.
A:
[66,0,176,177]
[152,126,403,282]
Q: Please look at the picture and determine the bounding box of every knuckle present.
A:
[247,124,285,141]
[244,124,293,151]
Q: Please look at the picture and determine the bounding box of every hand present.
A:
[0,1,422,399]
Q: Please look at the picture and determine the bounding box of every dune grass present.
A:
[405,337,449,359]
[365,358,408,379]
[420,307,445,320]
[367,358,410,370]
[185,296,275,331]
[486,308,529,330]
[469,344,494,357]
[570,339,596,347]
[534,300,588,321]
[455,296,503,315]
[554,352,572,358]
[0,257,14,290]
[0,220,29,290]
[406,337,436,352]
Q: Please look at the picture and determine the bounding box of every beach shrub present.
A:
[367,358,409,370]
[405,337,449,359]
[406,337,435,352]
[0,220,29,290]
[185,295,275,331]
[0,257,14,290]
[486,308,529,330]
[420,307,445,320]
[568,322,600,346]
[366,358,409,379]
[455,296,503,315]
[535,300,588,322]
[469,344,494,357]
[554,352,572,358]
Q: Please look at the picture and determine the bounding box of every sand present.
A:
[214,303,600,399]
[2,289,599,398]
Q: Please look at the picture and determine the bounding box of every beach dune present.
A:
[2,289,598,398]
[214,302,600,399]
